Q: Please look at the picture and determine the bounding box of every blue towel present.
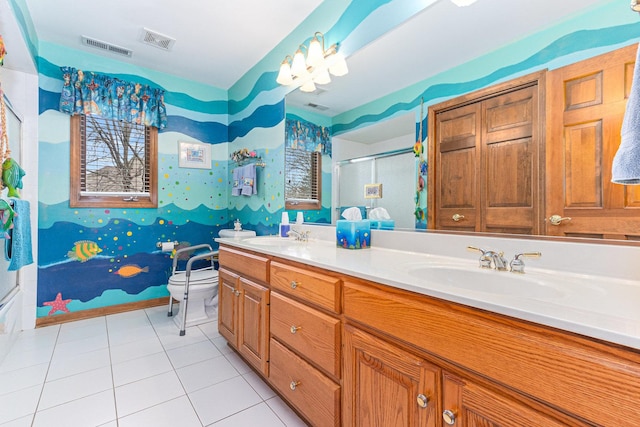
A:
[6,199,33,271]
[231,167,241,196]
[241,164,257,196]
[612,43,640,184]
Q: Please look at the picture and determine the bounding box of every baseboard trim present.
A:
[35,297,169,328]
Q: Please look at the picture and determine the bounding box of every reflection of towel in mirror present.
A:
[241,164,257,196]
[7,199,34,271]
[231,167,241,196]
[613,42,640,184]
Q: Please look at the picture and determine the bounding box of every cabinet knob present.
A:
[549,214,571,226]
[290,325,302,334]
[289,380,300,391]
[416,394,429,408]
[442,409,456,425]
[290,280,299,289]
[452,213,465,222]
[233,289,240,297]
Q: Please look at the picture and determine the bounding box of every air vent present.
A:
[140,28,176,51]
[306,103,329,111]
[81,36,133,57]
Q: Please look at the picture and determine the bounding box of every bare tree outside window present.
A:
[70,115,158,208]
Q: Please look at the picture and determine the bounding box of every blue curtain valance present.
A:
[58,67,167,129]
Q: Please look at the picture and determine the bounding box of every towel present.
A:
[6,199,33,271]
[241,164,257,196]
[231,167,241,196]
[612,43,640,184]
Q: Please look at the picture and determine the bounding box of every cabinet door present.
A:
[238,277,270,376]
[547,44,640,239]
[343,324,438,427]
[218,268,240,346]
[441,372,571,427]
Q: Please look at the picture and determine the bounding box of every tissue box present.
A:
[336,220,371,249]
[370,219,395,230]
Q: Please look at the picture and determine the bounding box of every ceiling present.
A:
[1,0,624,139]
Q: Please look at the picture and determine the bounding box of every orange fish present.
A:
[114,264,149,278]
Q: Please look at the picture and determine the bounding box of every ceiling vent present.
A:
[306,102,329,111]
[81,36,133,58]
[140,28,176,51]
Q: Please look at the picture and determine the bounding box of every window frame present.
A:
[284,149,322,211]
[69,115,158,208]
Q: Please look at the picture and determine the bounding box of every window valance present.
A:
[58,67,167,129]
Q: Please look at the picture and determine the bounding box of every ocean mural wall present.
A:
[36,42,229,318]
[8,0,640,321]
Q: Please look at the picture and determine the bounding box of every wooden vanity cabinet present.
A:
[217,247,270,376]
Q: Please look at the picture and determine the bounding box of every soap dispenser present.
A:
[280,212,290,237]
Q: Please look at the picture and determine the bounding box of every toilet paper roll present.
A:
[161,242,175,252]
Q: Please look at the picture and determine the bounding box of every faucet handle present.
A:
[510,252,541,274]
[467,246,492,269]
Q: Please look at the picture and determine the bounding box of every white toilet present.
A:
[167,244,220,334]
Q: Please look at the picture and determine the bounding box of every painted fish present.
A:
[67,240,102,262]
[114,264,149,278]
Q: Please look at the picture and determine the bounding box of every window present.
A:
[285,149,321,210]
[70,115,157,208]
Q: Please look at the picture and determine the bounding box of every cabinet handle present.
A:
[443,409,456,425]
[416,394,429,408]
[290,380,300,391]
[549,214,572,226]
[452,213,465,222]
[233,289,240,297]
[290,280,299,289]
[290,325,302,334]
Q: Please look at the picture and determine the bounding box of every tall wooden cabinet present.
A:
[428,72,544,235]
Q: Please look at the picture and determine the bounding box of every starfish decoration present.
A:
[43,292,72,315]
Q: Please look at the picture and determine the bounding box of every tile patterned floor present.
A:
[0,306,308,426]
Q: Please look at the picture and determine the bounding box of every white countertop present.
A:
[216,229,640,350]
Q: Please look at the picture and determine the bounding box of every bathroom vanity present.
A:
[217,230,640,427]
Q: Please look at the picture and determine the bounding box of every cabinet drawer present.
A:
[270,261,340,313]
[219,246,269,283]
[271,292,340,378]
[269,338,340,427]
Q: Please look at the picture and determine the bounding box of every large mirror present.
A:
[284,0,634,242]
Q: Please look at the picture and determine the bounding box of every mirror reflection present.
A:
[284,0,639,243]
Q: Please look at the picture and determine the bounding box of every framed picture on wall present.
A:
[178,141,211,169]
[364,183,383,199]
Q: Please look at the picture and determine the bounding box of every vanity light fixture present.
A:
[276,31,348,92]
[450,0,478,6]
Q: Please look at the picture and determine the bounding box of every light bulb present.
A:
[276,61,293,85]
[291,48,307,77]
[299,80,316,93]
[313,68,331,85]
[306,36,324,68]
[450,0,477,6]
[328,51,348,77]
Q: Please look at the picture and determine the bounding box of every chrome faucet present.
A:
[509,252,542,274]
[467,246,508,271]
[287,228,310,242]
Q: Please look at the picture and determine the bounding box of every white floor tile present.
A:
[118,395,201,427]
[46,347,111,381]
[57,319,107,344]
[266,396,309,427]
[38,366,113,411]
[112,351,173,387]
[109,336,164,365]
[10,329,58,354]
[52,334,109,360]
[107,324,158,347]
[211,335,233,355]
[243,371,277,400]
[106,310,151,331]
[0,385,41,425]
[166,339,222,369]
[0,346,53,374]
[114,371,185,417]
[0,414,33,427]
[59,316,105,331]
[223,350,253,375]
[32,390,116,427]
[189,376,262,425]
[155,323,208,350]
[210,402,286,427]
[197,320,220,340]
[0,362,48,396]
[176,355,239,393]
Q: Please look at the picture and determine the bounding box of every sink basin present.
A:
[240,236,303,247]
[406,265,565,300]
[218,229,257,238]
